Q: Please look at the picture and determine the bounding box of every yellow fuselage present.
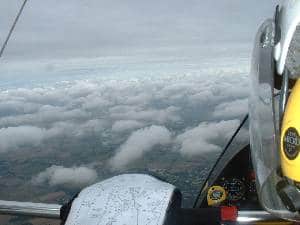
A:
[281,79,300,182]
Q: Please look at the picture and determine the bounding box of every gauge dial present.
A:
[207,186,227,206]
[221,178,246,202]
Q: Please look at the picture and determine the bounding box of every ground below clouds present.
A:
[0,58,250,225]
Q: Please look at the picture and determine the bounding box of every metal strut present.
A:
[0,0,28,58]
[0,200,280,223]
[0,200,61,219]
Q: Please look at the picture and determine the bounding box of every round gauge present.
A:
[207,186,227,206]
[221,178,246,202]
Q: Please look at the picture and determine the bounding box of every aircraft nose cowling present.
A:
[63,174,181,225]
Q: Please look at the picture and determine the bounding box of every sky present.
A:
[0,0,278,61]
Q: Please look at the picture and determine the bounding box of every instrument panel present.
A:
[207,174,258,208]
[203,147,260,209]
[220,177,246,202]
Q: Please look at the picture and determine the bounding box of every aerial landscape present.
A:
[0,53,249,225]
[0,0,276,224]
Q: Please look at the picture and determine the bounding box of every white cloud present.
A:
[110,106,181,124]
[32,165,98,189]
[188,90,213,106]
[187,78,249,108]
[213,99,248,119]
[0,106,90,127]
[110,125,172,169]
[80,119,107,133]
[0,126,46,152]
[0,100,41,117]
[46,119,108,138]
[109,105,142,115]
[124,93,153,105]
[176,120,240,156]
[112,120,145,133]
[81,95,112,111]
[0,118,108,152]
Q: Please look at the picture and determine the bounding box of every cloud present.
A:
[110,106,181,124]
[0,100,41,117]
[124,93,153,105]
[176,120,240,156]
[32,165,98,189]
[213,99,248,119]
[110,125,172,169]
[0,126,46,152]
[0,105,90,127]
[0,118,108,152]
[79,119,107,134]
[112,120,145,133]
[48,119,107,138]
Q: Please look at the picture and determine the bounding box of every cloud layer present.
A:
[0,58,250,191]
[0,63,249,152]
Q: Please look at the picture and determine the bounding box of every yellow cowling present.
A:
[281,79,300,182]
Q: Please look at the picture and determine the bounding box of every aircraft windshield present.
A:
[0,1,269,224]
[286,26,300,78]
